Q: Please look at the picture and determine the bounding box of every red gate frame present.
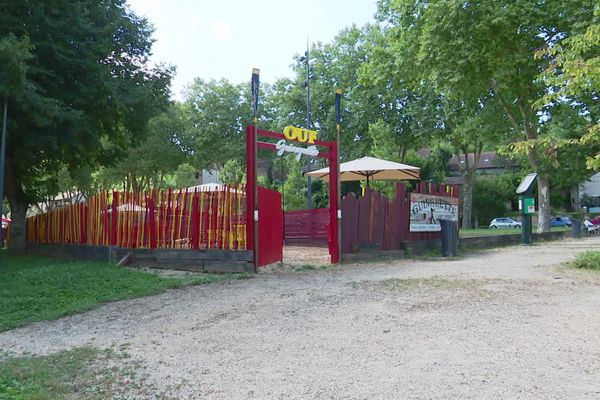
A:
[246,125,340,267]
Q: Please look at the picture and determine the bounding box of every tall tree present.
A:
[97,106,188,192]
[182,79,252,171]
[375,0,596,232]
[537,5,600,171]
[0,1,172,251]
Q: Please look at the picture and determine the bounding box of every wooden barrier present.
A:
[284,208,329,246]
[341,183,460,253]
[26,185,247,251]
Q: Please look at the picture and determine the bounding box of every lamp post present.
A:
[0,98,7,267]
[299,43,314,209]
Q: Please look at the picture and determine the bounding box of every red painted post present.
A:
[111,192,119,246]
[147,195,157,249]
[190,191,200,249]
[246,125,257,271]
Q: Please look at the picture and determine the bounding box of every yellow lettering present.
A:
[298,129,308,143]
[282,125,319,143]
[283,126,296,141]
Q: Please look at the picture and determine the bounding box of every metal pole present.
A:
[305,41,313,209]
[0,98,7,268]
[281,159,285,245]
[335,88,343,264]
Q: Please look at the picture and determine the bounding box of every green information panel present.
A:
[522,197,535,215]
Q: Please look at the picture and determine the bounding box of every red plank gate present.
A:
[284,208,328,246]
[258,186,283,266]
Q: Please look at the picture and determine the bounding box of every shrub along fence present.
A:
[26,185,247,251]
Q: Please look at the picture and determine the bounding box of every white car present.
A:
[489,217,522,229]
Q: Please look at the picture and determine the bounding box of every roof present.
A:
[448,151,517,170]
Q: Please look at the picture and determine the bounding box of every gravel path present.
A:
[2,238,600,399]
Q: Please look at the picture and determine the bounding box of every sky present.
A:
[127,0,378,99]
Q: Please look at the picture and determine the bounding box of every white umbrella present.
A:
[306,156,420,186]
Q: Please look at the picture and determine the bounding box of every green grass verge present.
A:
[460,226,570,237]
[568,251,600,271]
[0,346,160,400]
[0,254,250,332]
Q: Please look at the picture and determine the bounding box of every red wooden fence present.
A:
[26,185,247,250]
[341,183,460,253]
[284,208,329,246]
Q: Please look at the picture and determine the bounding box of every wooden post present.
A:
[246,125,258,271]
[329,142,340,264]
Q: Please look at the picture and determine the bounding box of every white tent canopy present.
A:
[306,156,420,185]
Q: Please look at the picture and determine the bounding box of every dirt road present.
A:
[2,238,600,399]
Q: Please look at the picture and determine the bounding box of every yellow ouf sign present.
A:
[283,126,318,144]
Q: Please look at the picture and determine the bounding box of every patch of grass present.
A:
[460,228,522,237]
[377,277,480,291]
[460,226,570,238]
[292,264,330,272]
[0,346,162,400]
[568,251,600,271]
[0,254,250,332]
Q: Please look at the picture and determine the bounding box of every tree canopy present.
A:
[0,0,173,250]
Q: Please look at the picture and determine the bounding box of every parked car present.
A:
[550,216,572,227]
[489,217,522,229]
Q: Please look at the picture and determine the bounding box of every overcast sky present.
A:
[127,0,378,99]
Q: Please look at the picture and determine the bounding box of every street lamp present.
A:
[299,44,315,209]
[0,98,7,268]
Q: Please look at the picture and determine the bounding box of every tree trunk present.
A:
[537,173,551,233]
[461,177,474,229]
[5,156,27,253]
[6,199,26,253]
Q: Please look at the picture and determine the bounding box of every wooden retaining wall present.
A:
[26,243,254,273]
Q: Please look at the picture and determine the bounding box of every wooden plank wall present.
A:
[284,208,329,246]
[341,183,460,253]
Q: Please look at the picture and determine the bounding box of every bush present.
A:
[569,251,600,270]
[473,173,520,226]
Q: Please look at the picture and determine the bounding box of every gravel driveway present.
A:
[2,238,600,399]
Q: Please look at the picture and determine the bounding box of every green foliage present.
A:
[568,251,600,270]
[373,0,596,231]
[0,33,32,97]
[96,107,189,192]
[0,254,243,332]
[473,174,520,226]
[173,163,197,188]
[405,146,453,184]
[311,179,329,209]
[182,79,252,170]
[1,1,173,201]
[219,159,246,184]
[282,159,308,211]
[538,5,600,171]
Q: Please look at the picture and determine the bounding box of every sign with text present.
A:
[409,193,459,232]
[276,125,320,160]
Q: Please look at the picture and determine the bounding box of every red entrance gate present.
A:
[246,125,340,269]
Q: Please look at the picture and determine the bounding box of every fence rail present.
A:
[26,186,247,250]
